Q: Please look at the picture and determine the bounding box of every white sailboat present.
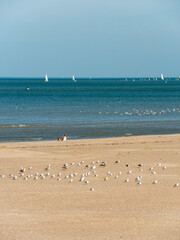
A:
[72,75,77,82]
[45,74,48,82]
[161,73,164,80]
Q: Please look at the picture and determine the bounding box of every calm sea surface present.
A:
[0,78,180,141]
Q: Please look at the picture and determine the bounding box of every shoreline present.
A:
[0,132,180,144]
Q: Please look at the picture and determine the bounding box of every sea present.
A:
[0,78,180,142]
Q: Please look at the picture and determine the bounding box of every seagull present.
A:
[115,160,120,164]
[138,164,143,167]
[135,177,140,181]
[47,164,51,170]
[100,162,107,167]
[91,166,96,170]
[62,164,68,169]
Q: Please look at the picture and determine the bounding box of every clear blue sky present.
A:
[0,0,180,77]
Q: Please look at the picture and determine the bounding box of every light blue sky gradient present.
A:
[0,0,180,77]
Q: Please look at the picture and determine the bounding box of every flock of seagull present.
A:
[0,160,179,190]
[102,108,180,116]
[79,108,180,116]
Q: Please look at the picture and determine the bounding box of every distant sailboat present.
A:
[72,75,77,82]
[161,73,164,80]
[45,74,48,82]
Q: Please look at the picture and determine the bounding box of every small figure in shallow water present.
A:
[58,134,67,141]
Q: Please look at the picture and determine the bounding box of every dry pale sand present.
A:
[0,134,180,240]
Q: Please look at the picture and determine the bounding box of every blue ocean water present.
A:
[0,78,180,141]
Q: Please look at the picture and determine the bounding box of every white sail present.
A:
[45,74,48,82]
[72,75,77,82]
[161,73,164,80]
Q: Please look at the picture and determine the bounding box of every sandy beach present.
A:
[0,134,180,240]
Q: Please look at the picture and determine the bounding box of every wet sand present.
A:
[0,134,180,240]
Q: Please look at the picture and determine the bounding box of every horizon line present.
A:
[0,76,180,79]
